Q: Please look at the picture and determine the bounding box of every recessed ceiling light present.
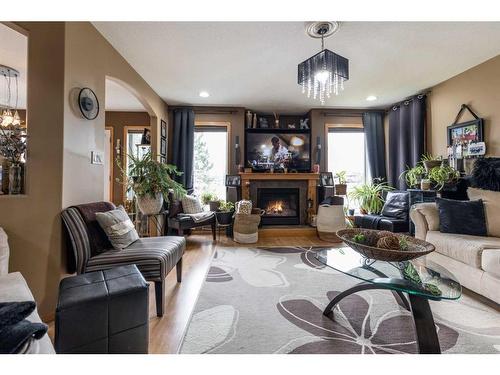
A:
[366,95,377,101]
[199,91,210,98]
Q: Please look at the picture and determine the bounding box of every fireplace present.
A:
[257,188,300,225]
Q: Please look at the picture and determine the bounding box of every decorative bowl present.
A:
[336,228,435,262]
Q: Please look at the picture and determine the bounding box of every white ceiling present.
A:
[0,24,27,110]
[105,78,147,111]
[94,22,500,112]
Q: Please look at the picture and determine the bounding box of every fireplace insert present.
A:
[257,187,300,225]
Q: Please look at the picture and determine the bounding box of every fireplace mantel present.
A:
[239,172,320,223]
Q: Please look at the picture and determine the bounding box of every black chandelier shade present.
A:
[297,49,349,85]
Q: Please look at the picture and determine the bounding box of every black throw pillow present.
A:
[436,197,487,236]
[381,191,409,220]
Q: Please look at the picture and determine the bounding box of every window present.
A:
[124,127,151,201]
[193,124,228,200]
[327,127,369,200]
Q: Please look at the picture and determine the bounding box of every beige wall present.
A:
[105,111,150,205]
[428,54,500,157]
[63,22,169,208]
[0,22,169,319]
[0,22,66,319]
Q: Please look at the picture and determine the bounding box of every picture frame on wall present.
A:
[319,172,334,186]
[225,174,241,187]
[161,120,167,138]
[160,138,167,156]
[447,118,484,146]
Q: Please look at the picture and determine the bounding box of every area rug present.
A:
[179,246,500,354]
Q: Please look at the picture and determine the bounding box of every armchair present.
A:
[354,191,410,233]
[61,202,185,317]
[166,192,216,240]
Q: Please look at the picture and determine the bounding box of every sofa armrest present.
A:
[410,203,434,240]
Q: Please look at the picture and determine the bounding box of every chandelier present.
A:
[298,22,349,105]
[0,64,22,127]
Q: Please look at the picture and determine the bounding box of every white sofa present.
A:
[410,203,500,304]
[0,227,55,354]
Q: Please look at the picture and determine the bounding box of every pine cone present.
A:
[376,235,400,250]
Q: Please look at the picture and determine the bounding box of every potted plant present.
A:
[215,200,235,225]
[421,153,443,173]
[119,151,186,215]
[427,164,460,191]
[400,163,426,188]
[348,181,393,215]
[334,171,348,195]
[201,192,220,211]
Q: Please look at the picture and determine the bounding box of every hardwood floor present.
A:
[47,231,337,353]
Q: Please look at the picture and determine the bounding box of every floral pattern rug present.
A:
[179,246,500,354]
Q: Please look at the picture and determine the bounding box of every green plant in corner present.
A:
[427,164,460,191]
[218,200,235,212]
[335,171,347,184]
[348,181,393,215]
[117,150,186,213]
[200,192,219,205]
[400,163,426,188]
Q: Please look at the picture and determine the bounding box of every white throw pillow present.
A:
[181,195,204,214]
[95,206,139,250]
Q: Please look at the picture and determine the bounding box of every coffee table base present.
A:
[323,281,441,354]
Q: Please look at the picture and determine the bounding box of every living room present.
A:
[1,1,499,372]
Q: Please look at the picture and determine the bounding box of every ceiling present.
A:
[105,78,147,111]
[0,24,27,110]
[94,22,500,113]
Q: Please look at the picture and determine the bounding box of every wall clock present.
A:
[78,87,99,120]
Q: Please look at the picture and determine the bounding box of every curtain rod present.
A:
[194,109,238,115]
[389,91,431,111]
[169,106,239,115]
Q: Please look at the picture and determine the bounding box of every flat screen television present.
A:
[245,129,311,172]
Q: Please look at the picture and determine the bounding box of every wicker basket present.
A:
[233,209,264,244]
[336,228,435,262]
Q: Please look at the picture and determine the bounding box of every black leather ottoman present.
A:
[55,265,149,354]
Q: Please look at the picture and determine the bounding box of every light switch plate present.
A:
[91,150,104,165]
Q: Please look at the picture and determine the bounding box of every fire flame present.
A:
[266,200,284,214]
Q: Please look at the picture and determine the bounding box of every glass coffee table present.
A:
[315,247,461,354]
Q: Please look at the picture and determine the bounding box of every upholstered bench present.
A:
[55,265,149,353]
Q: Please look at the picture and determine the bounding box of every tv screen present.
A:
[245,130,311,172]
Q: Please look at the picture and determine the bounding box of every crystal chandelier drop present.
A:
[298,22,349,105]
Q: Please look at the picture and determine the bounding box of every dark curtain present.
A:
[362,112,387,182]
[388,95,426,189]
[171,108,195,192]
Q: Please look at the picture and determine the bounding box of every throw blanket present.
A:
[359,215,384,230]
[0,301,48,354]
[179,212,214,223]
[74,201,115,256]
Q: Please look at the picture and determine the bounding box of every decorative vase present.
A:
[420,179,431,190]
[137,193,164,215]
[423,160,442,173]
[335,184,347,196]
[216,211,234,225]
[246,111,253,128]
[8,163,22,195]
